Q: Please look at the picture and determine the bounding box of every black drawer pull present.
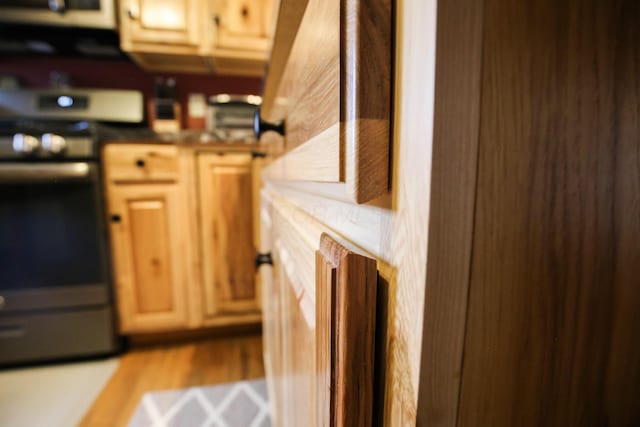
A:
[255,252,273,270]
[135,159,145,167]
[110,214,122,223]
[254,109,285,138]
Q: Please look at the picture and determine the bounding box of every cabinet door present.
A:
[212,0,272,52]
[122,0,202,45]
[107,184,189,333]
[198,153,259,317]
[258,0,392,203]
[262,195,377,426]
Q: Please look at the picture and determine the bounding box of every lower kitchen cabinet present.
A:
[260,193,378,426]
[197,153,260,318]
[107,184,190,333]
[104,144,261,335]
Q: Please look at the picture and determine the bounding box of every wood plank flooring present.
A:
[79,334,264,427]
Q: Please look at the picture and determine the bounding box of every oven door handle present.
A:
[0,162,96,183]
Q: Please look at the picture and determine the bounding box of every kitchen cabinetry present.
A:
[106,184,190,333]
[119,0,209,73]
[260,193,377,426]
[207,0,273,76]
[256,0,430,424]
[124,0,201,46]
[261,0,640,425]
[104,144,262,335]
[118,0,274,75]
[197,153,259,317]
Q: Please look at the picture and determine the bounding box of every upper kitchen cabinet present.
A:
[124,0,201,46]
[119,0,275,75]
[256,0,391,203]
[119,0,210,73]
[207,0,274,76]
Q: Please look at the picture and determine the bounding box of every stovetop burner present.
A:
[0,119,94,137]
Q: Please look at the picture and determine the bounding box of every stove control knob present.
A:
[42,133,67,155]
[12,133,40,154]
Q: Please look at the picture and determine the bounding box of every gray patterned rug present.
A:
[128,378,271,427]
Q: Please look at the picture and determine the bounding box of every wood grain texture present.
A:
[264,196,320,426]
[263,123,341,183]
[78,334,265,427]
[458,0,640,425]
[261,0,391,203]
[103,144,179,183]
[128,200,174,313]
[260,0,309,121]
[342,0,392,202]
[316,233,377,427]
[415,0,483,425]
[197,153,260,316]
[106,184,189,333]
[277,0,340,153]
[259,0,436,422]
[280,262,317,427]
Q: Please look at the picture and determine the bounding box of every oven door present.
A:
[0,0,116,29]
[0,162,111,313]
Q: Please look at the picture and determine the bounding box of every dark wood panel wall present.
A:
[418,0,639,425]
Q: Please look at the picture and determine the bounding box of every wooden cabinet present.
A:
[197,153,259,317]
[104,144,262,334]
[207,0,273,76]
[118,0,275,75]
[259,0,640,425]
[212,0,271,51]
[258,0,391,203]
[107,184,190,333]
[260,193,378,426]
[119,0,210,73]
[125,0,201,45]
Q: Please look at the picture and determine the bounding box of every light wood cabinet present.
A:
[207,0,273,76]
[118,0,274,75]
[107,184,190,333]
[119,0,210,73]
[197,153,260,317]
[260,192,377,426]
[125,0,201,45]
[260,0,640,425]
[104,144,262,334]
[258,0,391,203]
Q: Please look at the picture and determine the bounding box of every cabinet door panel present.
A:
[263,194,377,426]
[316,233,377,426]
[260,0,392,203]
[212,0,272,52]
[123,0,201,45]
[198,153,259,316]
[128,199,174,313]
[108,185,189,333]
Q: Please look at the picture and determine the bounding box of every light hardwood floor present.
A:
[79,334,265,427]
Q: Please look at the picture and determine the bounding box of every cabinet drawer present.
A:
[258,0,392,203]
[104,144,179,182]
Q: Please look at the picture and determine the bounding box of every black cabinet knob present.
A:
[110,214,122,223]
[254,109,285,138]
[255,252,273,270]
[135,159,145,167]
